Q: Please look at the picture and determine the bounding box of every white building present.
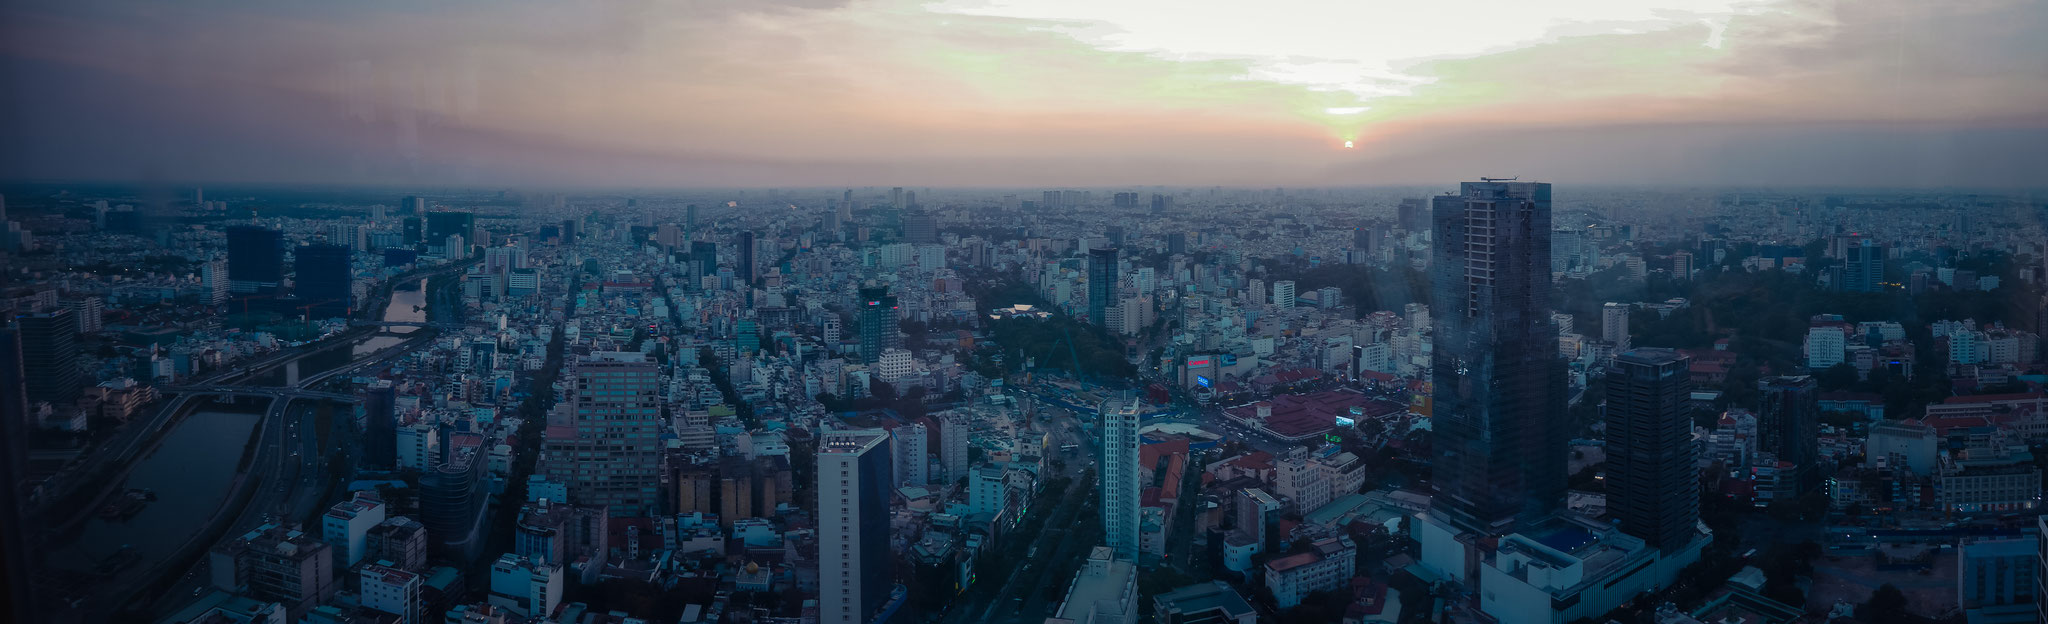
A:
[819,430,893,624]
[321,492,386,569]
[937,412,968,483]
[1264,536,1356,609]
[359,563,421,624]
[397,423,437,472]
[1474,515,1707,624]
[969,466,1009,517]
[1271,280,1296,308]
[487,554,562,618]
[1101,393,1141,561]
[1806,325,1846,370]
[892,423,929,486]
[1051,547,1137,624]
[877,348,914,388]
[1274,448,1330,513]
[1602,302,1630,354]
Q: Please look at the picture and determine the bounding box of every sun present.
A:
[1343,140,1354,149]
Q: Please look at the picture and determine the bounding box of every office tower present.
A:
[402,217,422,245]
[1757,375,1820,494]
[902,211,937,244]
[0,327,33,623]
[423,431,489,560]
[1552,229,1582,273]
[690,241,717,285]
[362,384,397,469]
[737,231,757,284]
[1605,349,1698,553]
[322,492,387,570]
[1270,280,1296,308]
[857,287,899,365]
[401,195,425,215]
[1843,240,1885,293]
[890,186,905,209]
[1166,231,1187,254]
[16,309,81,409]
[425,210,475,250]
[1427,180,1566,535]
[1100,393,1141,561]
[1088,247,1119,326]
[1397,197,1427,232]
[1149,193,1172,214]
[546,352,662,516]
[818,430,893,624]
[293,243,353,318]
[559,219,577,243]
[1670,251,1694,281]
[684,204,699,236]
[1602,302,1631,353]
[210,524,337,621]
[225,225,285,293]
[201,258,230,306]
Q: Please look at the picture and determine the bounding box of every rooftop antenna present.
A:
[1480,176,1519,182]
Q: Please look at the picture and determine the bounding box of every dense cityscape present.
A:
[0,181,2044,624]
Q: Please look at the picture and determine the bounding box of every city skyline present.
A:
[3,0,2045,188]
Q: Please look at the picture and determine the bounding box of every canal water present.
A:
[249,279,428,386]
[50,410,261,573]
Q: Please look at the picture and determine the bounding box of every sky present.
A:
[1,0,2044,188]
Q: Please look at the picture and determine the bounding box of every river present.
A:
[49,410,261,573]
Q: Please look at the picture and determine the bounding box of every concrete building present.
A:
[1271,280,1296,308]
[819,429,893,624]
[396,423,437,472]
[321,492,386,570]
[891,423,929,486]
[359,563,422,624]
[1805,325,1846,370]
[422,431,489,560]
[486,554,562,618]
[363,516,428,573]
[1756,376,1820,496]
[1151,581,1258,624]
[1101,393,1142,561]
[937,412,968,483]
[1602,302,1630,354]
[1274,447,1330,513]
[546,351,662,516]
[1867,420,1938,476]
[1051,547,1137,624]
[969,466,1009,518]
[1089,247,1119,326]
[1263,536,1356,609]
[1958,537,2038,624]
[209,524,336,621]
[877,348,914,388]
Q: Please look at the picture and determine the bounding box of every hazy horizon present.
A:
[4,0,2045,188]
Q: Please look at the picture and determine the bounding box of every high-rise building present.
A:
[1605,349,1698,553]
[1396,197,1427,232]
[1088,247,1119,326]
[425,211,475,252]
[1670,251,1694,281]
[0,326,34,623]
[857,287,899,365]
[364,516,428,573]
[61,297,102,334]
[1270,280,1296,308]
[902,212,937,244]
[1100,393,1141,561]
[1842,240,1886,293]
[201,258,230,306]
[402,217,422,245]
[1757,376,1820,495]
[422,431,489,560]
[937,412,968,483]
[1425,180,1566,535]
[818,429,893,624]
[401,195,425,215]
[690,241,717,285]
[891,423,928,486]
[1166,232,1187,255]
[359,564,421,624]
[225,225,284,293]
[1149,193,1172,214]
[293,243,353,318]
[1602,302,1631,354]
[890,186,905,209]
[545,352,662,516]
[15,309,81,409]
[877,348,914,388]
[737,231,757,284]
[362,384,397,469]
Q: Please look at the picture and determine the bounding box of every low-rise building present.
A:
[1264,536,1356,609]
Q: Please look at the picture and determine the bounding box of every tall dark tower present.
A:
[293,243,353,319]
[1757,375,1820,495]
[738,231,757,285]
[362,385,397,469]
[1427,180,1566,535]
[858,287,899,365]
[1087,247,1119,327]
[1605,349,1698,553]
[225,225,285,293]
[0,326,37,623]
[16,309,82,409]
